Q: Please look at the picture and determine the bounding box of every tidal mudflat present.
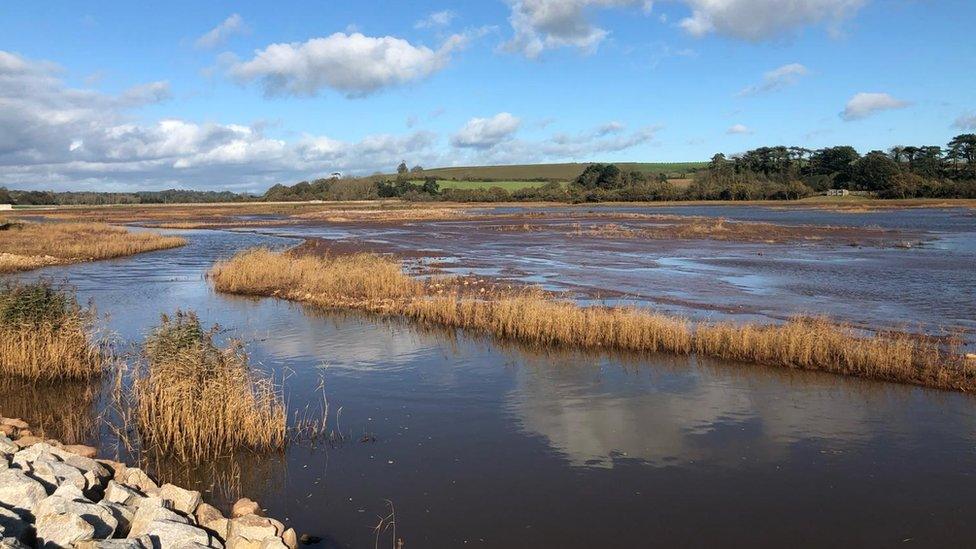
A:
[3,204,976,547]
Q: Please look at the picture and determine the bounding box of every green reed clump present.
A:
[0,280,103,380]
[135,310,286,460]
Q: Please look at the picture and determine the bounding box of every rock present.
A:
[35,512,95,549]
[144,520,212,549]
[76,537,151,549]
[11,442,73,468]
[0,436,16,456]
[28,459,89,493]
[0,537,30,549]
[231,499,261,518]
[281,528,298,549]
[117,468,160,496]
[160,484,202,515]
[96,459,126,480]
[11,436,42,449]
[229,515,278,541]
[0,419,28,431]
[64,454,111,485]
[0,425,15,437]
[0,469,47,516]
[0,506,30,542]
[298,534,321,545]
[34,485,118,539]
[203,518,229,541]
[61,444,98,459]
[261,538,288,549]
[0,460,6,473]
[100,502,136,537]
[226,537,262,549]
[104,481,147,507]
[194,503,223,527]
[128,501,187,539]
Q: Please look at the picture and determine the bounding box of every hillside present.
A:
[418,162,706,181]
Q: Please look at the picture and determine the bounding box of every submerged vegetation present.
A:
[211,248,974,392]
[135,311,287,460]
[0,280,103,381]
[0,221,186,273]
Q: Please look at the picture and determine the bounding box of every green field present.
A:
[428,180,553,191]
[418,162,706,182]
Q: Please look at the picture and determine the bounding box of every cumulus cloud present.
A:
[737,63,808,96]
[679,0,867,40]
[415,10,457,29]
[840,92,909,121]
[195,14,247,49]
[229,32,469,98]
[451,113,522,148]
[953,113,976,131]
[727,123,753,134]
[503,0,867,55]
[503,0,644,58]
[0,50,441,190]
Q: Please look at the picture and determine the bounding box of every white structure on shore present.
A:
[0,204,12,210]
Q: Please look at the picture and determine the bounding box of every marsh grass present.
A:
[210,248,974,392]
[135,311,286,460]
[0,281,103,381]
[0,221,185,273]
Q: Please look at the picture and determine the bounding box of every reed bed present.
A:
[0,281,103,381]
[134,311,286,460]
[0,221,185,273]
[210,247,975,392]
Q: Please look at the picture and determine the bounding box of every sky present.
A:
[1,0,974,193]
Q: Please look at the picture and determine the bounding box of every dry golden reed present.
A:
[135,311,286,460]
[0,281,103,381]
[0,221,185,273]
[210,247,975,392]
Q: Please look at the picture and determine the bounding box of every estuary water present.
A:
[3,205,976,547]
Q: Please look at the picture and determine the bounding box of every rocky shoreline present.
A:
[0,416,298,549]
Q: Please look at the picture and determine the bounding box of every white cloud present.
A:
[503,0,642,58]
[840,92,909,121]
[0,50,442,191]
[230,32,467,97]
[195,14,247,49]
[679,0,868,41]
[727,123,753,134]
[953,113,976,131]
[415,10,457,29]
[451,113,522,148]
[737,63,808,96]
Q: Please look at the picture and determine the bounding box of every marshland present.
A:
[1,202,975,547]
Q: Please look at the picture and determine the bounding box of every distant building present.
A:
[826,189,850,197]
[330,172,342,179]
[0,204,12,210]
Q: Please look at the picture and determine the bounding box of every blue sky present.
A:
[1,0,974,192]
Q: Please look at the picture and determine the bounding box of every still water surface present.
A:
[4,207,976,547]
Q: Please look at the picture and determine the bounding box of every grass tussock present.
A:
[0,221,185,273]
[210,248,975,392]
[135,311,286,460]
[0,281,103,381]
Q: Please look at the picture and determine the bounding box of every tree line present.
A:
[0,188,250,206]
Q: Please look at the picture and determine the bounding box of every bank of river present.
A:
[3,205,976,547]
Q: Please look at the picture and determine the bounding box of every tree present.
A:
[396,161,409,182]
[852,151,901,192]
[421,177,440,195]
[947,134,976,178]
[0,187,11,204]
[810,146,860,186]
